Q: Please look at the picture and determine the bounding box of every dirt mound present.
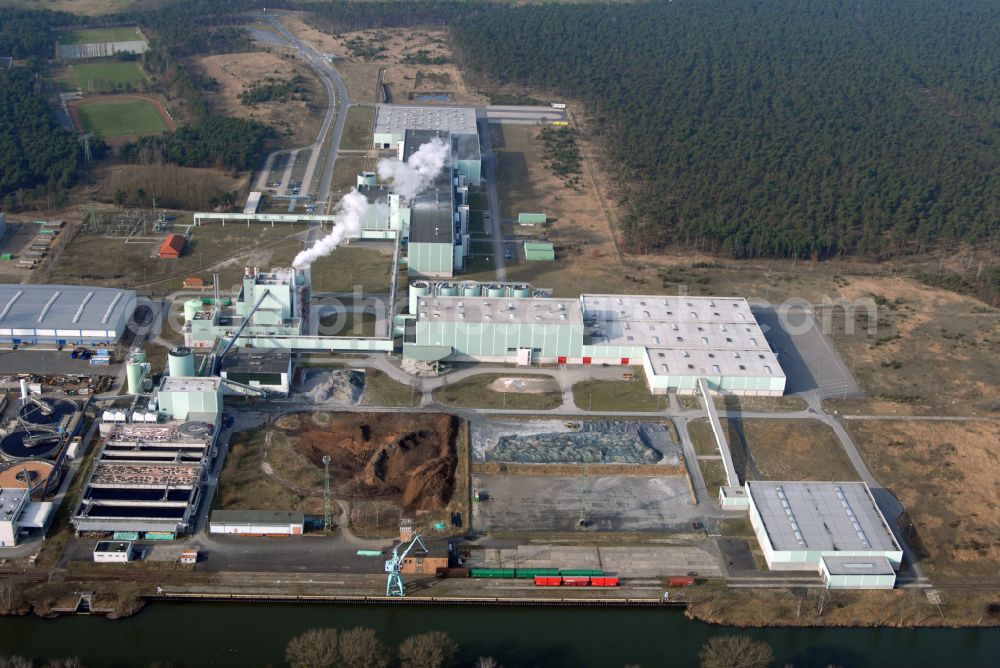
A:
[291,412,458,511]
[300,369,365,404]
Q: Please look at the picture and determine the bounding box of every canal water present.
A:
[1,603,998,667]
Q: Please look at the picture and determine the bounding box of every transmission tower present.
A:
[322,455,332,531]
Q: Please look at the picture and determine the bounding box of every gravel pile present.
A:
[489,421,671,464]
[300,369,365,404]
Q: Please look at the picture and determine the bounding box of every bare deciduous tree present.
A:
[0,657,34,668]
[338,627,389,668]
[475,658,502,668]
[44,659,86,668]
[699,635,774,668]
[285,628,340,668]
[398,631,459,668]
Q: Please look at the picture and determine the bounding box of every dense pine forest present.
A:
[0,68,81,207]
[451,0,1000,259]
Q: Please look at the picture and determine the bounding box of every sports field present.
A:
[65,61,146,92]
[57,27,141,44]
[76,97,168,137]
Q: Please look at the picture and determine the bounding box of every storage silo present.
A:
[486,284,506,298]
[409,281,431,314]
[511,284,531,299]
[130,348,147,364]
[438,282,458,297]
[167,347,196,377]
[125,355,145,395]
[461,282,480,297]
[183,299,202,322]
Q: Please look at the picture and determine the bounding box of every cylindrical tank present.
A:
[511,284,531,299]
[126,358,144,395]
[486,284,506,298]
[438,282,458,297]
[168,347,196,377]
[409,281,431,314]
[130,348,147,364]
[184,298,202,322]
[462,282,480,297]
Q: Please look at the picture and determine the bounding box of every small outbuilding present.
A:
[159,234,186,259]
[523,241,555,261]
[94,540,133,563]
[209,509,305,536]
[517,212,547,225]
[179,549,198,565]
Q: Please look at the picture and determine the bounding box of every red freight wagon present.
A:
[534,576,562,586]
[561,576,591,586]
[668,576,695,587]
[591,577,619,587]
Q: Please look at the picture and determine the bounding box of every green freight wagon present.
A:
[515,568,560,579]
[559,569,604,576]
[470,568,516,579]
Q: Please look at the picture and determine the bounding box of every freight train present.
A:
[436,567,618,586]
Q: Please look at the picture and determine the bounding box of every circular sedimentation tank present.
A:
[18,398,78,428]
[0,460,58,494]
[0,431,63,461]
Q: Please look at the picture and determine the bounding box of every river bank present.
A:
[3,600,1000,667]
[3,575,1000,630]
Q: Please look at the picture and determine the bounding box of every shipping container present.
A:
[668,576,695,587]
[0,254,11,261]
[534,576,562,586]
[591,576,619,587]
[113,531,140,541]
[559,569,604,576]
[515,568,560,579]
[144,532,176,541]
[470,568,516,579]
[561,576,591,586]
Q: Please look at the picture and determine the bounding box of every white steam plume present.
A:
[376,136,450,200]
[292,189,368,269]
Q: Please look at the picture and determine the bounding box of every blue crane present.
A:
[384,533,428,597]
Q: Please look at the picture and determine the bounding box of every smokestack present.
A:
[19,378,29,403]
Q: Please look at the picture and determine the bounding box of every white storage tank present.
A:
[168,347,196,377]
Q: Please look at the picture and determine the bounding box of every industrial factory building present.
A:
[209,510,305,536]
[219,350,292,396]
[0,487,54,547]
[0,284,136,347]
[405,129,465,278]
[404,282,786,395]
[183,266,394,353]
[745,481,903,588]
[373,106,482,186]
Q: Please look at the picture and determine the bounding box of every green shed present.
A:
[518,212,547,225]
[523,241,555,261]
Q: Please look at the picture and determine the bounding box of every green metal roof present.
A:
[523,241,555,261]
[403,343,452,362]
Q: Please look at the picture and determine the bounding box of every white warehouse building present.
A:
[0,284,136,347]
[746,481,903,589]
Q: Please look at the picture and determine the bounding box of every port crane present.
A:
[384,532,427,597]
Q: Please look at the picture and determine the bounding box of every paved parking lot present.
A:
[473,474,697,532]
[754,304,861,398]
[474,543,722,578]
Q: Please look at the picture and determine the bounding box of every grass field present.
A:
[65,61,146,93]
[848,419,1000,578]
[58,27,141,44]
[77,98,166,137]
[340,105,376,150]
[309,243,394,293]
[728,418,857,482]
[434,373,563,410]
[329,156,368,195]
[360,368,420,406]
[571,376,664,412]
